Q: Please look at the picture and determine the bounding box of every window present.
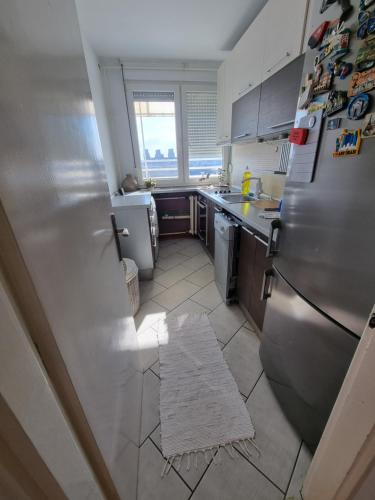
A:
[132,91,179,180]
[184,91,222,179]
[128,84,222,185]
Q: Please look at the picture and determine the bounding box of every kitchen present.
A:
[0,1,374,500]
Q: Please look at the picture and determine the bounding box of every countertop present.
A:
[112,186,275,239]
[111,191,152,209]
[147,186,274,239]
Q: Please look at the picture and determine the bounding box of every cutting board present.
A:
[251,200,279,210]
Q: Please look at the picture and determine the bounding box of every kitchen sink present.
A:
[218,193,255,203]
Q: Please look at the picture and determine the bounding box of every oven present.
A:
[197,196,208,245]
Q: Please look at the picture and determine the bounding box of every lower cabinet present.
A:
[237,226,272,330]
[154,193,192,236]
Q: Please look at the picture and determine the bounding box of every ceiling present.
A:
[75,0,268,61]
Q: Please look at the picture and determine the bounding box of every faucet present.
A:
[199,173,211,182]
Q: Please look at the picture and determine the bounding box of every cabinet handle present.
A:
[197,201,207,209]
[261,269,274,300]
[266,219,281,258]
[266,51,291,74]
[268,119,295,129]
[254,235,267,247]
[238,83,253,96]
[233,132,251,140]
[214,207,222,213]
[242,226,254,236]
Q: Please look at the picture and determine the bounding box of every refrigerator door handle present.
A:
[266,219,281,258]
[261,269,274,300]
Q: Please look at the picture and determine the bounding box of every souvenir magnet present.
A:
[347,93,370,120]
[324,90,348,116]
[360,0,375,10]
[339,62,353,78]
[289,128,309,145]
[348,67,375,96]
[309,21,330,49]
[358,10,370,24]
[355,39,375,70]
[362,112,375,137]
[321,19,345,48]
[313,72,333,94]
[327,117,342,130]
[333,129,361,157]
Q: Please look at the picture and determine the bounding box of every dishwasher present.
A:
[214,212,240,304]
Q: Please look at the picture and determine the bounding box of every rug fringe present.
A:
[161,439,261,477]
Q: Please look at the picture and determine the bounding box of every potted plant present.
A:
[144,178,157,190]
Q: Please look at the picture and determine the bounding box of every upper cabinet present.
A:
[217,0,308,142]
[216,60,232,145]
[260,0,308,80]
[257,55,304,138]
[231,85,260,143]
[230,14,264,102]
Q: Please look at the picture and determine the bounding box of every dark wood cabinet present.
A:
[257,55,304,138]
[237,226,272,330]
[231,85,261,143]
[154,193,192,236]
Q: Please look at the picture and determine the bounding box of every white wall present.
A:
[81,36,120,194]
[231,142,286,199]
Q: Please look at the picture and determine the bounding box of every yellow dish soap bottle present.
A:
[242,167,252,196]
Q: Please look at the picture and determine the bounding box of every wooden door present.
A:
[250,237,273,330]
[257,55,304,137]
[231,85,261,143]
[237,227,257,312]
[0,1,142,498]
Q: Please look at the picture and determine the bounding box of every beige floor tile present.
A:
[191,281,223,310]
[158,243,180,259]
[223,327,263,397]
[186,263,214,288]
[243,320,256,332]
[178,241,205,258]
[150,425,210,491]
[134,300,167,333]
[140,281,166,304]
[245,374,301,491]
[182,252,210,271]
[154,264,193,288]
[138,439,191,500]
[152,280,200,311]
[285,443,312,500]
[150,360,160,377]
[136,326,159,372]
[157,252,189,271]
[167,299,210,318]
[208,302,245,343]
[140,370,160,444]
[191,448,283,500]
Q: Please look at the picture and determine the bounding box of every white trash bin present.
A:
[122,258,140,316]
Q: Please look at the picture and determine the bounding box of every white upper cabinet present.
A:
[230,14,264,102]
[260,0,308,80]
[216,59,232,145]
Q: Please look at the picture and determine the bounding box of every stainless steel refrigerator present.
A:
[259,0,374,451]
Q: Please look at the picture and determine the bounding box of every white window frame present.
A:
[127,82,184,186]
[127,81,219,187]
[181,84,220,186]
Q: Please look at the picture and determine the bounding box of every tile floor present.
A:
[135,237,312,500]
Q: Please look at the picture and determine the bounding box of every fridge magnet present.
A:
[308,21,330,49]
[339,62,353,78]
[348,67,375,96]
[333,129,362,157]
[324,90,348,117]
[315,31,350,65]
[357,16,375,39]
[347,93,371,120]
[308,100,327,114]
[360,0,375,10]
[313,71,333,94]
[327,117,342,130]
[355,39,375,70]
[321,18,344,48]
[289,128,309,145]
[362,112,375,137]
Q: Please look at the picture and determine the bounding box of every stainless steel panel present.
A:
[260,268,358,450]
[277,3,375,336]
[0,1,141,498]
